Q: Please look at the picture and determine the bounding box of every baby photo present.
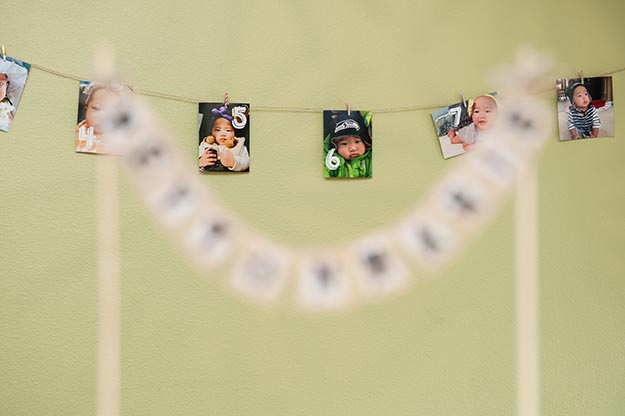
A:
[323,110,372,179]
[198,103,250,173]
[75,81,131,154]
[431,93,499,159]
[0,57,31,133]
[556,76,614,141]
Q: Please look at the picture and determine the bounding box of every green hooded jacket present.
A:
[323,133,372,178]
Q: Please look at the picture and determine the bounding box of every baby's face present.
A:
[0,73,8,101]
[471,96,498,131]
[572,85,590,110]
[336,135,366,160]
[212,117,235,145]
[85,88,117,135]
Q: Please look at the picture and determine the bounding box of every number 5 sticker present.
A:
[232,106,248,129]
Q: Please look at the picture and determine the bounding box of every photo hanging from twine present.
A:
[75,81,133,154]
[0,56,31,133]
[198,102,251,173]
[431,92,499,159]
[323,109,373,178]
[555,76,614,141]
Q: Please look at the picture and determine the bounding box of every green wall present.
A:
[1,0,624,415]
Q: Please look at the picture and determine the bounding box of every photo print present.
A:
[431,93,499,159]
[75,81,132,154]
[323,110,372,178]
[0,56,31,133]
[198,102,250,172]
[556,76,614,141]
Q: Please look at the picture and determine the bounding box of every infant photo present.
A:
[556,76,614,141]
[323,110,373,179]
[0,57,30,133]
[431,93,499,159]
[75,81,131,154]
[198,103,250,173]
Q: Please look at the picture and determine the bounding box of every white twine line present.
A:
[28,62,625,112]
[96,156,120,416]
[516,164,539,416]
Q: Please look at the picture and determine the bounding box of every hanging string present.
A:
[25,61,625,113]
[603,65,625,76]
[29,62,84,82]
[134,88,199,104]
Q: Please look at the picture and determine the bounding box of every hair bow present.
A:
[211,106,234,122]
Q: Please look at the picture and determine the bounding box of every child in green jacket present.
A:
[324,110,372,178]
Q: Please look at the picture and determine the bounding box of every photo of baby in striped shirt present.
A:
[556,76,614,141]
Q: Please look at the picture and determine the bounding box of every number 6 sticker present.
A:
[325,148,340,170]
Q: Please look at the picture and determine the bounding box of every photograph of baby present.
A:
[0,57,30,133]
[198,103,250,172]
[556,77,614,141]
[75,81,131,154]
[323,110,372,179]
[431,93,499,159]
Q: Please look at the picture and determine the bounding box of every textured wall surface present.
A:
[1,0,624,415]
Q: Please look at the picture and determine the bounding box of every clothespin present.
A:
[346,102,351,116]
[1,45,6,62]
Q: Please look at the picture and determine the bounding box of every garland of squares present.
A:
[99,49,552,313]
